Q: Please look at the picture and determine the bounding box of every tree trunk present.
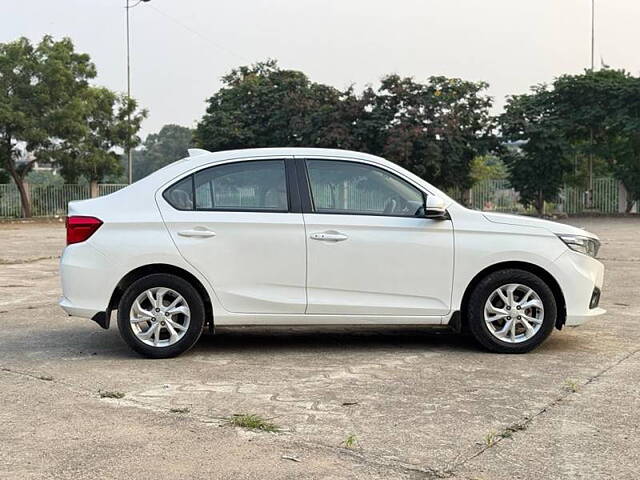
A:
[90,180,99,198]
[8,174,32,218]
[535,190,544,217]
[621,181,636,214]
[3,145,32,218]
[462,188,472,208]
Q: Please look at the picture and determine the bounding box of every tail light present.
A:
[66,216,103,245]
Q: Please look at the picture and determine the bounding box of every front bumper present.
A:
[565,306,606,326]
[554,250,606,326]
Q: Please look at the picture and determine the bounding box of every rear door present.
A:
[299,157,454,317]
[157,157,307,314]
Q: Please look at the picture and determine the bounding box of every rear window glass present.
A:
[193,160,288,211]
[163,176,194,210]
[162,160,289,212]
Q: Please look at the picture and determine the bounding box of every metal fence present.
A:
[0,178,635,218]
[0,184,22,218]
[98,184,127,197]
[0,183,127,218]
[448,177,631,215]
[559,177,620,214]
[30,184,92,217]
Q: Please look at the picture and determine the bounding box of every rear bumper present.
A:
[59,242,113,320]
[59,296,110,329]
[59,296,100,318]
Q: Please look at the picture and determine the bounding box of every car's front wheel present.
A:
[466,269,557,353]
[117,273,205,358]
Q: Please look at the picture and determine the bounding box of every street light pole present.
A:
[591,0,595,71]
[125,0,150,184]
[588,0,595,207]
[126,0,132,184]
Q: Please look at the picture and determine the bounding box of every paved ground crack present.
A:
[0,255,59,265]
[0,302,56,314]
[445,347,640,475]
[0,364,445,478]
[0,365,229,422]
[286,438,449,479]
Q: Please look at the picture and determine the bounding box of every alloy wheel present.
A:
[483,283,544,343]
[129,287,191,347]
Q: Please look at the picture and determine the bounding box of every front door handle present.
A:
[310,231,348,242]
[178,228,216,238]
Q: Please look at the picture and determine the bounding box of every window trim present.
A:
[162,158,296,213]
[299,158,428,218]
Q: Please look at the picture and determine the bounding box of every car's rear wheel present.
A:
[466,269,556,353]
[117,273,205,358]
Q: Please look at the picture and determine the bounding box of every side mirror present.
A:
[424,195,448,219]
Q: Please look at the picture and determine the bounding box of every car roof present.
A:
[148,148,390,184]
[187,147,385,162]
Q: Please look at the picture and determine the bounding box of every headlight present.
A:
[557,234,600,258]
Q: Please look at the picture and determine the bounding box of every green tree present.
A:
[194,60,364,151]
[0,36,96,217]
[55,87,146,186]
[610,136,640,211]
[551,69,640,211]
[364,75,496,191]
[500,88,572,215]
[133,124,193,180]
[195,62,495,194]
[469,155,507,185]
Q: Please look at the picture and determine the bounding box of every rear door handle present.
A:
[178,228,216,238]
[310,231,348,242]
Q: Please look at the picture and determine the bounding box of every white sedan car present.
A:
[59,148,605,358]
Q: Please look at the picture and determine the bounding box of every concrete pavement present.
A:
[1,217,638,479]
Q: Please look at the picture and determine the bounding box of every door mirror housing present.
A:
[423,195,448,219]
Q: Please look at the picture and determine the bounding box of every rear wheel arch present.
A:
[108,264,214,328]
[459,261,567,331]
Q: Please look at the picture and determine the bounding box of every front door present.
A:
[301,158,454,317]
[157,158,306,314]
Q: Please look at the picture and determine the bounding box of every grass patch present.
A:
[484,431,499,447]
[564,379,580,393]
[99,390,125,399]
[169,407,190,414]
[228,414,279,432]
[342,434,358,449]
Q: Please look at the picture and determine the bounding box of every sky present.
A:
[3,0,640,137]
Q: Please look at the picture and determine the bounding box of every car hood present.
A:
[483,212,598,239]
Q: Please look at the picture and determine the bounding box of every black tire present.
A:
[117,273,205,358]
[466,269,556,354]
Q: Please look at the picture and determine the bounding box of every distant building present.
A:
[14,151,58,175]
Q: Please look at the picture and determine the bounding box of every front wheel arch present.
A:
[459,261,566,332]
[107,264,214,330]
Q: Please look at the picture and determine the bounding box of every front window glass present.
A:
[306,160,424,216]
[194,160,288,211]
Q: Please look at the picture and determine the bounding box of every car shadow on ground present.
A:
[196,326,479,354]
[4,323,583,361]
[5,324,482,359]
